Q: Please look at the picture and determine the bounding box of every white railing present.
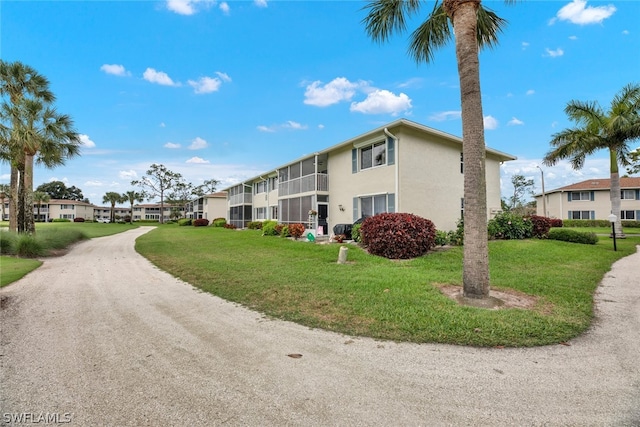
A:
[279,173,328,196]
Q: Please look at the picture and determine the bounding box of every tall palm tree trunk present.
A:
[16,163,26,233]
[609,149,625,238]
[447,0,490,298]
[24,152,36,234]
[9,165,18,232]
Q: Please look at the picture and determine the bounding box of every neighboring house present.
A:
[222,119,516,232]
[186,192,228,220]
[132,203,183,222]
[534,177,640,220]
[41,199,95,221]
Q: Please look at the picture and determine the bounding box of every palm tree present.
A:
[362,0,513,300]
[103,192,125,223]
[11,98,81,233]
[0,60,55,233]
[543,83,640,238]
[33,191,50,222]
[122,190,144,224]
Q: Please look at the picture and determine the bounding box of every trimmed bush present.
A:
[262,220,278,236]
[488,212,533,240]
[548,228,598,245]
[52,218,71,222]
[351,223,362,243]
[73,217,85,222]
[275,224,287,236]
[248,221,264,230]
[435,230,449,246]
[223,223,237,229]
[193,218,209,227]
[178,218,192,226]
[212,218,227,227]
[360,213,436,259]
[288,223,305,239]
[527,215,552,238]
[622,220,640,228]
[550,218,563,228]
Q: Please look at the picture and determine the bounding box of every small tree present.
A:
[122,190,144,224]
[193,178,220,197]
[131,164,182,224]
[503,174,534,213]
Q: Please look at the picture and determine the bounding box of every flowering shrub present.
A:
[223,223,237,229]
[488,212,533,240]
[288,223,305,239]
[193,218,210,227]
[527,215,552,238]
[73,217,85,222]
[360,213,436,259]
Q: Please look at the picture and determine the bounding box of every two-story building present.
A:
[535,177,640,220]
[186,192,228,220]
[223,119,516,232]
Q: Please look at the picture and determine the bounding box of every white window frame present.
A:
[621,210,635,220]
[360,141,386,171]
[621,190,636,200]
[570,191,591,201]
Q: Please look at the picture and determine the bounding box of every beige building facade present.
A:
[224,119,516,232]
[535,177,640,220]
[186,192,228,220]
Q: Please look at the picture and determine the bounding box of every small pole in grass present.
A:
[608,213,617,252]
[337,246,348,264]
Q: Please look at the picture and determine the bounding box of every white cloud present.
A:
[284,121,307,130]
[484,115,499,130]
[257,121,308,132]
[100,64,130,77]
[84,180,103,187]
[429,110,461,122]
[554,0,616,25]
[521,42,530,50]
[622,30,629,35]
[526,89,535,95]
[166,0,195,15]
[569,35,578,40]
[397,78,423,89]
[188,76,222,94]
[160,122,166,128]
[79,134,96,148]
[254,0,268,7]
[257,125,275,133]
[164,142,181,149]
[189,137,208,150]
[508,117,524,126]
[143,68,179,86]
[186,156,210,164]
[219,2,230,14]
[119,170,137,180]
[304,77,364,107]
[350,90,412,116]
[545,48,564,58]
[216,72,232,82]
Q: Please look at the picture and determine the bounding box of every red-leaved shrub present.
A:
[224,223,237,229]
[193,218,210,227]
[288,223,305,239]
[73,217,85,222]
[527,215,552,238]
[360,213,436,259]
[550,218,563,228]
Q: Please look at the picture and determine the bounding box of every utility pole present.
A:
[537,165,546,217]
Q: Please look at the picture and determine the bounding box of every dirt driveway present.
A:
[1,227,639,426]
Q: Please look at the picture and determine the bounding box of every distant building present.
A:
[185,192,228,221]
[534,177,640,220]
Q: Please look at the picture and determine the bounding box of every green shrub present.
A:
[351,223,362,243]
[178,218,192,226]
[447,219,464,246]
[488,212,533,240]
[621,220,640,228]
[212,218,227,227]
[193,218,209,227]
[262,220,278,236]
[548,228,598,244]
[275,224,287,236]
[0,231,16,255]
[435,230,449,246]
[562,219,610,228]
[248,221,263,230]
[288,223,305,239]
[52,218,71,222]
[360,213,436,259]
[15,234,45,257]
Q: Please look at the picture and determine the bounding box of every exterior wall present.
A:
[203,195,228,220]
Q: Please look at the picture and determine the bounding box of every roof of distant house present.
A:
[543,177,640,194]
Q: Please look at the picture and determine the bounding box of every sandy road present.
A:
[1,226,639,426]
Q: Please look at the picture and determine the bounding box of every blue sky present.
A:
[1,0,639,205]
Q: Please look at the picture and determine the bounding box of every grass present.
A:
[0,256,42,287]
[135,226,640,347]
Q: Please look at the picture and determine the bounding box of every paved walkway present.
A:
[1,227,639,426]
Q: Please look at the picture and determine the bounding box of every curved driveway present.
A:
[1,227,639,426]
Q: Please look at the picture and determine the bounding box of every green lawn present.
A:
[0,256,42,287]
[135,226,640,347]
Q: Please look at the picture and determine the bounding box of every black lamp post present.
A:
[608,214,617,251]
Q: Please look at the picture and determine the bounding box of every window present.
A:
[255,181,267,194]
[621,190,636,200]
[255,207,267,220]
[359,194,390,217]
[570,191,592,201]
[60,204,74,210]
[621,210,636,220]
[460,153,464,174]
[570,210,592,220]
[270,206,278,220]
[360,141,386,170]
